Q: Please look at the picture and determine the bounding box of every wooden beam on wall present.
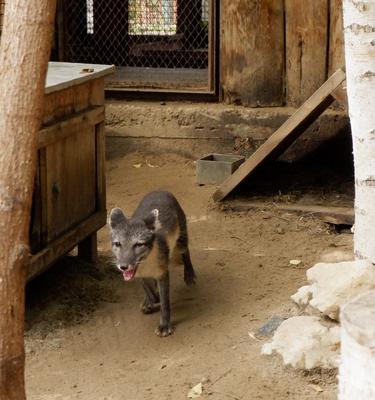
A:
[220,0,284,107]
[328,0,345,76]
[285,0,329,106]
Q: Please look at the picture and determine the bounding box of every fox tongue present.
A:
[123,267,136,281]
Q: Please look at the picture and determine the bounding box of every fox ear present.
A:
[143,209,159,231]
[109,208,127,229]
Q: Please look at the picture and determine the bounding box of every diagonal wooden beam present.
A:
[332,80,348,110]
[213,68,347,202]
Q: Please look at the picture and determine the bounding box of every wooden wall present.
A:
[221,0,345,107]
[0,0,5,37]
[220,0,284,106]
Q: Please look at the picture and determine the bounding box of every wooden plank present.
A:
[328,0,345,76]
[45,62,115,95]
[220,0,284,106]
[207,0,215,92]
[43,80,102,124]
[45,125,97,242]
[90,79,105,106]
[38,106,104,148]
[213,69,346,202]
[0,0,5,36]
[228,200,354,226]
[332,80,348,110]
[285,0,328,106]
[39,148,48,247]
[73,81,90,113]
[95,122,106,213]
[43,86,74,124]
[29,153,42,254]
[28,211,106,280]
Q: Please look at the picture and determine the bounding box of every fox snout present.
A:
[117,264,134,272]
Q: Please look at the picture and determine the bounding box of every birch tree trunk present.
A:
[339,1,375,398]
[343,0,375,262]
[0,1,56,399]
[339,290,375,399]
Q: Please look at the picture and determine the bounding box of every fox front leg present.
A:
[140,278,159,314]
[155,272,174,337]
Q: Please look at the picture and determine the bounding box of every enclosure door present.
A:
[59,0,217,93]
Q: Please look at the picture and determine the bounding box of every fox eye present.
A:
[113,241,121,248]
[134,242,145,248]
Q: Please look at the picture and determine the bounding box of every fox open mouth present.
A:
[122,266,137,281]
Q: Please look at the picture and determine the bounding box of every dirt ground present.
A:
[25,146,353,400]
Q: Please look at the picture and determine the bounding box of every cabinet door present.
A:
[45,125,96,242]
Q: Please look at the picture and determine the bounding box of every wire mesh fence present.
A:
[63,0,210,70]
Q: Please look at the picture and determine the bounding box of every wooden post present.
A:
[0,1,56,399]
[339,290,375,399]
[78,233,98,263]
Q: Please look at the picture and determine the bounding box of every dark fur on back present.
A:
[133,191,187,237]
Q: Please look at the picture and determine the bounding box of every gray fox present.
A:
[109,191,196,337]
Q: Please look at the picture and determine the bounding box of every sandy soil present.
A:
[25,148,353,400]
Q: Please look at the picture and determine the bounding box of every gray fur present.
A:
[109,191,196,337]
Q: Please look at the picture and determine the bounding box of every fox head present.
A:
[109,207,159,281]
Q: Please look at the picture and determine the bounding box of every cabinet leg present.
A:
[78,233,98,263]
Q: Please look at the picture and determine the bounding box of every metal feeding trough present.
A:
[196,153,245,185]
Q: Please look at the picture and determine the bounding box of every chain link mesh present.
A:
[64,0,209,69]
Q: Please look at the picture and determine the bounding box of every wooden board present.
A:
[213,68,346,202]
[328,0,345,76]
[0,0,5,36]
[45,126,97,242]
[332,81,348,110]
[228,200,354,226]
[29,211,106,280]
[45,62,115,95]
[285,0,328,106]
[38,106,104,148]
[220,0,284,106]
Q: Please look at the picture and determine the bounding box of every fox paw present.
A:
[184,270,197,286]
[155,324,174,337]
[140,300,159,314]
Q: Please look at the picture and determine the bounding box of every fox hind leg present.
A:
[176,232,196,286]
[182,249,196,286]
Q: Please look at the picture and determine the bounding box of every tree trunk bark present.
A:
[342,0,375,262]
[0,1,56,399]
[339,1,375,398]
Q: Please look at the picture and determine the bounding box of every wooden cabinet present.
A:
[28,62,114,280]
